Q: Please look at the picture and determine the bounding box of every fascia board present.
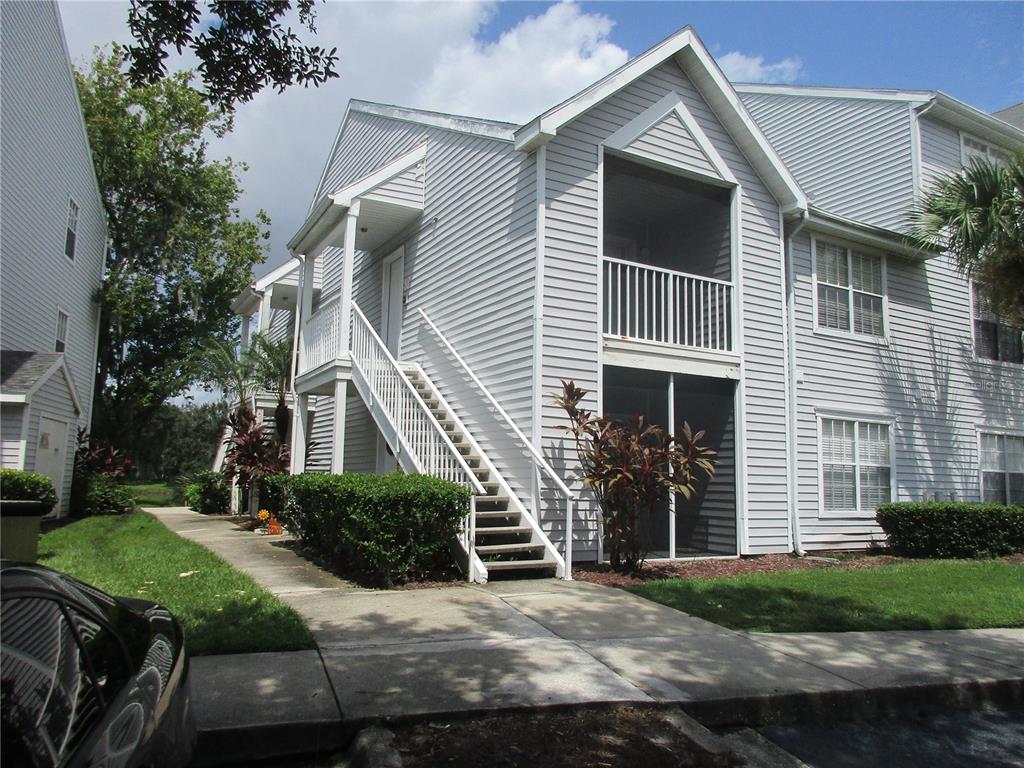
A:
[330,143,428,207]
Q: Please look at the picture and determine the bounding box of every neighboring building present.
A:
[992,102,1024,131]
[239,26,1023,580]
[0,1,107,514]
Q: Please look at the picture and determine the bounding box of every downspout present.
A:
[531,145,547,509]
[288,252,305,472]
[785,211,809,556]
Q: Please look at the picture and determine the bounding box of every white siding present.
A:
[918,115,963,192]
[1,405,26,468]
[0,1,104,427]
[314,109,538,495]
[540,60,789,557]
[790,229,1023,549]
[625,111,720,179]
[741,92,914,230]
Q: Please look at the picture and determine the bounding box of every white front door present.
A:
[35,416,68,512]
[381,246,405,357]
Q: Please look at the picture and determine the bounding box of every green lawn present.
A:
[39,512,315,656]
[630,560,1024,632]
[125,481,178,507]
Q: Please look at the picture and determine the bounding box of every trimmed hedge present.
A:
[183,471,230,515]
[276,472,471,586]
[0,468,58,510]
[876,502,1024,559]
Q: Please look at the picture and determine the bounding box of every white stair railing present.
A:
[349,303,487,580]
[300,297,343,374]
[418,308,575,580]
[603,257,733,352]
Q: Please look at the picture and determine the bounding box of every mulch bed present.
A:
[572,553,904,587]
[392,706,726,768]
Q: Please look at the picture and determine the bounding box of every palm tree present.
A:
[200,338,258,414]
[909,153,1024,324]
[250,332,294,443]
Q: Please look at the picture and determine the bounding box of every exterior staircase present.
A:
[404,366,559,577]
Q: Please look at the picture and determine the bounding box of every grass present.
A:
[38,512,316,656]
[124,481,178,507]
[629,559,1024,633]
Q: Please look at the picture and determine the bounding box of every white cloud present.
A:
[417,0,628,122]
[716,51,802,84]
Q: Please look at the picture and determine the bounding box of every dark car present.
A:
[1,561,194,767]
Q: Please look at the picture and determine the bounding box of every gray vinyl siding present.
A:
[624,111,720,179]
[1,405,25,468]
[265,307,294,344]
[24,375,78,515]
[0,1,104,428]
[343,394,377,473]
[315,109,538,496]
[789,228,1023,549]
[304,396,333,472]
[540,59,789,557]
[741,92,914,231]
[918,115,963,192]
[364,164,424,208]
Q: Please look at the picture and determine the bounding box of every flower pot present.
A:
[0,499,53,562]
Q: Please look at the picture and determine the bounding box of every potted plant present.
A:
[0,468,58,562]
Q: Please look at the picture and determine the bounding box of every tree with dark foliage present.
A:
[123,0,339,110]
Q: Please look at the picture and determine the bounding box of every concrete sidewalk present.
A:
[150,508,1024,760]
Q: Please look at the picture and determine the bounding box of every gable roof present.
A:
[735,83,1024,150]
[0,351,81,414]
[513,26,807,215]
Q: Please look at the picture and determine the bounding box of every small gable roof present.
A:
[0,351,81,414]
[514,27,807,215]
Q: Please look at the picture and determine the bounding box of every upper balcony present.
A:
[601,153,739,379]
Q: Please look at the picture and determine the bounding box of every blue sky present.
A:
[60,0,1023,283]
[484,2,1023,111]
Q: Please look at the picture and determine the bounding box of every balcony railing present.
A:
[603,257,733,353]
[300,298,343,373]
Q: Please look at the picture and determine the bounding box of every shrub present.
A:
[183,471,230,515]
[0,468,58,510]
[876,502,1024,559]
[262,473,290,516]
[81,474,136,516]
[276,472,471,586]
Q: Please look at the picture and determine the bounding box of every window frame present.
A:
[959,131,1010,167]
[55,307,69,354]
[816,410,897,518]
[810,235,889,342]
[64,197,79,261]
[977,428,1024,505]
[969,280,1023,365]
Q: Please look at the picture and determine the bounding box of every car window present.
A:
[0,597,102,766]
[65,606,133,701]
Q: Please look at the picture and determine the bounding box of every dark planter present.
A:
[0,499,54,562]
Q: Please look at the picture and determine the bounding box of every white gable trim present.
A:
[604,91,739,185]
[20,357,82,416]
[513,27,806,214]
[331,143,428,207]
[254,260,299,292]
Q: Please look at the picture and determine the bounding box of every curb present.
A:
[678,677,1024,728]
[193,718,352,767]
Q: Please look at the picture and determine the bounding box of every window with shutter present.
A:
[820,417,893,513]
[980,432,1024,505]
[972,284,1022,364]
[65,199,78,260]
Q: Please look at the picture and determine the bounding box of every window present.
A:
[815,240,885,337]
[64,199,79,260]
[55,310,68,353]
[821,417,892,513]
[972,284,1022,363]
[962,135,1010,166]
[980,432,1024,504]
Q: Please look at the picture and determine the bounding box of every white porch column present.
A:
[290,393,310,474]
[331,380,347,474]
[240,312,252,350]
[257,290,272,334]
[338,202,360,352]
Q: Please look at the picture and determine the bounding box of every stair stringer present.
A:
[403,362,565,576]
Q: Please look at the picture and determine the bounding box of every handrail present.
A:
[351,303,485,496]
[417,308,574,501]
[601,255,734,287]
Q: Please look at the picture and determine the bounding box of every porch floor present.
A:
[151,508,1024,728]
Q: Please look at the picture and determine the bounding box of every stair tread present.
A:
[475,543,545,554]
[482,560,557,571]
[474,509,519,518]
[475,525,532,535]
